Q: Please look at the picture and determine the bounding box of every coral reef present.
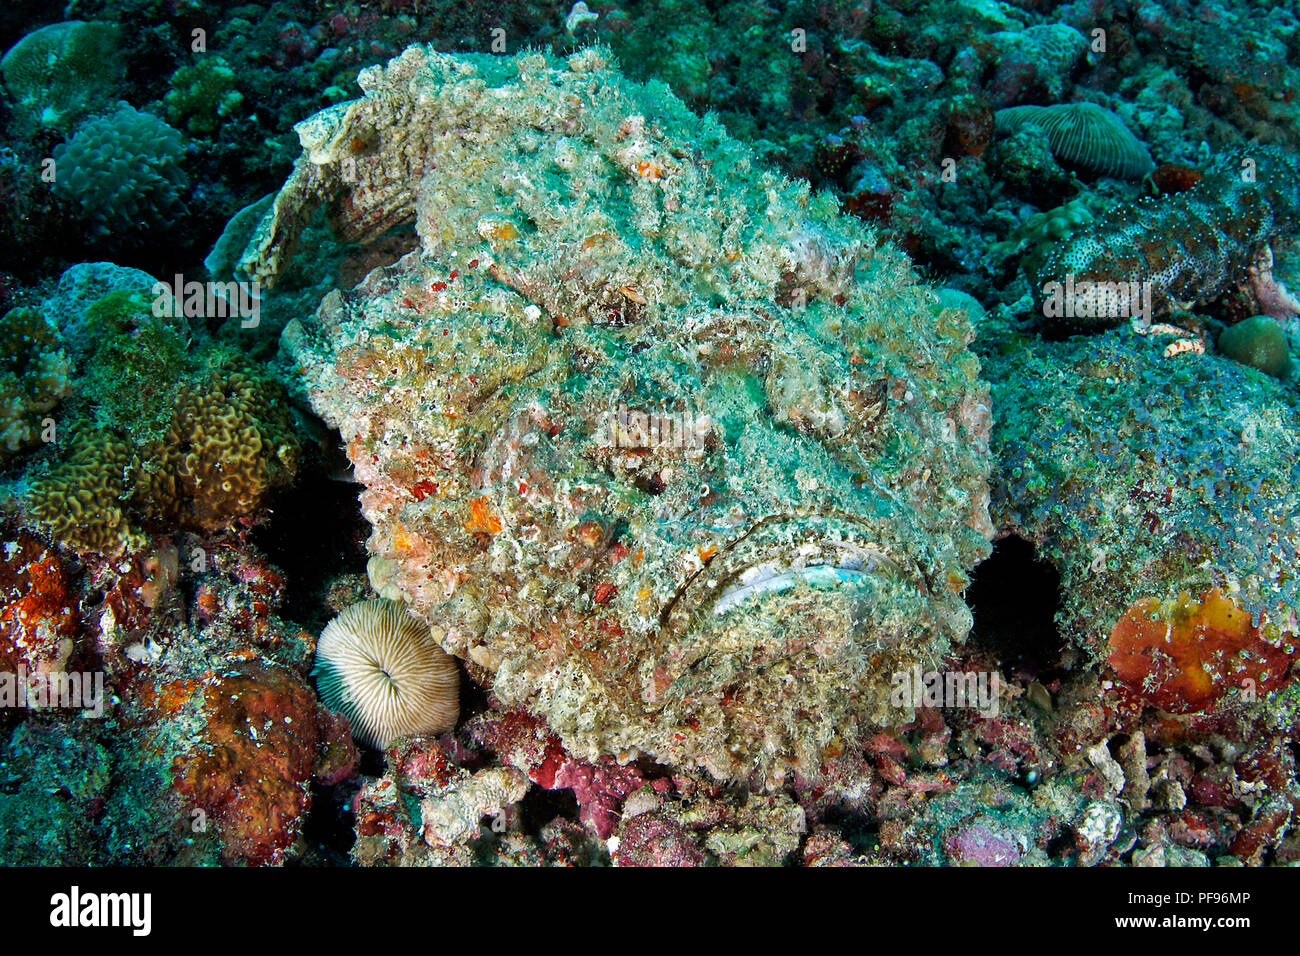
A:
[0,20,124,130]
[24,431,142,554]
[150,361,301,534]
[0,721,112,864]
[16,269,301,557]
[252,45,993,786]
[0,306,72,456]
[1,0,1299,871]
[0,528,85,697]
[24,358,300,555]
[52,105,188,248]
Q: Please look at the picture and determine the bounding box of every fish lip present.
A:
[642,511,923,706]
[656,511,910,629]
[708,556,875,618]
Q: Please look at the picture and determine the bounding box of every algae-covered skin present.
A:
[983,324,1300,691]
[257,46,993,785]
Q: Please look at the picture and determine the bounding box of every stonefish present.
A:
[245,46,993,785]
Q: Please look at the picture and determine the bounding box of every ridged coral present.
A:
[313,598,460,749]
[145,362,301,534]
[52,105,188,246]
[1028,145,1300,329]
[253,46,993,786]
[24,431,141,554]
[0,20,123,130]
[24,355,300,555]
[995,103,1155,180]
[0,307,72,455]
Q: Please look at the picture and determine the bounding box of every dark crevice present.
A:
[250,441,371,631]
[966,535,1066,678]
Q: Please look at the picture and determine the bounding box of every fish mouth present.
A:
[709,542,890,617]
[642,512,927,706]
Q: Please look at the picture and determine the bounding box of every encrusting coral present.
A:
[246,45,994,786]
[0,20,124,130]
[0,306,73,456]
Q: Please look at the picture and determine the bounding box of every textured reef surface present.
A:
[0,0,1299,868]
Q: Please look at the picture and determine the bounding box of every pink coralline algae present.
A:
[943,817,1024,866]
[470,709,659,839]
[244,45,994,787]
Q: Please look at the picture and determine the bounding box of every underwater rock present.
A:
[1217,315,1292,379]
[469,708,656,840]
[0,721,111,864]
[170,660,337,865]
[984,24,1091,109]
[983,325,1300,712]
[40,262,171,359]
[250,46,994,785]
[0,528,84,698]
[352,735,532,866]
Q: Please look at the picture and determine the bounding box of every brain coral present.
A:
[0,20,124,130]
[144,360,301,533]
[982,324,1300,711]
[52,106,188,246]
[24,431,141,554]
[24,354,300,555]
[250,46,993,785]
[0,307,72,456]
[995,103,1155,180]
[1028,145,1300,330]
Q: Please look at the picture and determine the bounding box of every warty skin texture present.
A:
[255,46,993,787]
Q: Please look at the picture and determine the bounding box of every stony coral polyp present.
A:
[313,598,460,750]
